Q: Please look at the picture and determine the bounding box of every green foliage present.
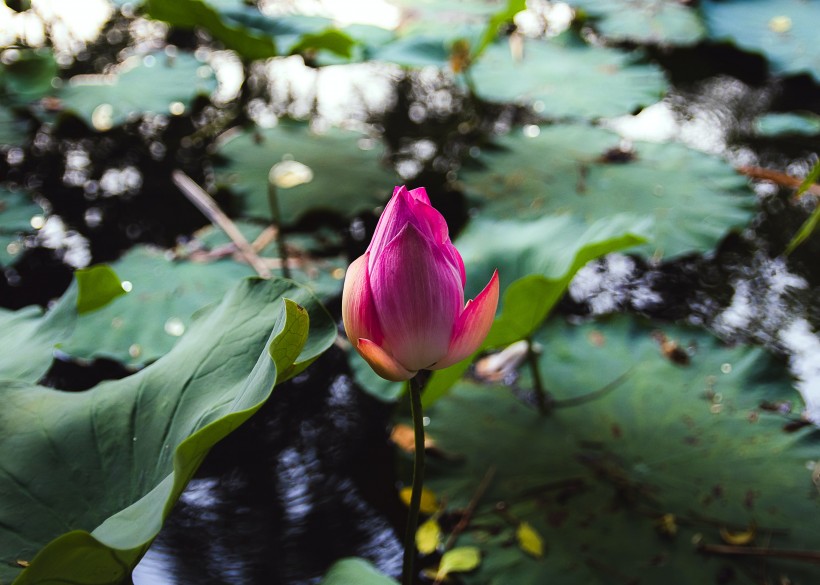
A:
[460,124,755,259]
[469,34,666,119]
[701,0,820,82]
[785,159,820,255]
[217,121,401,223]
[145,0,278,61]
[568,0,705,45]
[0,277,336,584]
[425,315,820,584]
[58,52,216,127]
[319,558,399,585]
[147,0,360,62]
[473,0,526,60]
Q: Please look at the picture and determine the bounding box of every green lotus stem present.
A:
[527,337,549,416]
[402,374,426,585]
[267,181,291,279]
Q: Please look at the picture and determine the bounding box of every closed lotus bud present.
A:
[342,186,499,381]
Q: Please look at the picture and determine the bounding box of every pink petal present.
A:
[370,223,464,371]
[407,193,466,286]
[342,253,385,347]
[367,187,420,270]
[357,338,416,381]
[407,186,430,204]
[432,270,499,370]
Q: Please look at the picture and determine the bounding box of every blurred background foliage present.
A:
[0,0,819,584]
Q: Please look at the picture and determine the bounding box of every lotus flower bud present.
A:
[343,186,499,381]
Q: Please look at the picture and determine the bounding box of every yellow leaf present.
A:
[436,546,481,580]
[516,522,544,558]
[399,486,439,514]
[720,523,756,546]
[416,518,441,554]
[390,424,436,453]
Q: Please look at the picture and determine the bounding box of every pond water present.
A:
[1,1,820,584]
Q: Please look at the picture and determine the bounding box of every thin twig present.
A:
[444,466,497,551]
[736,165,820,197]
[172,170,271,278]
[699,543,820,565]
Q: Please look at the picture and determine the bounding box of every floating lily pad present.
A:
[216,122,401,224]
[58,245,255,365]
[469,35,666,119]
[425,315,820,584]
[0,288,75,383]
[755,112,820,136]
[701,0,820,82]
[320,558,398,585]
[568,0,705,46]
[0,188,44,265]
[58,52,216,128]
[0,48,57,106]
[0,104,31,147]
[0,278,335,585]
[460,124,755,259]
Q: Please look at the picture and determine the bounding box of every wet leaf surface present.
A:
[460,124,755,259]
[216,122,401,224]
[702,0,820,82]
[470,35,666,119]
[424,315,820,584]
[0,278,336,585]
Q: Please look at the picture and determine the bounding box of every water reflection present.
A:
[133,347,404,585]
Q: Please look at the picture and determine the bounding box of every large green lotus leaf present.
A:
[461,124,755,259]
[470,36,666,119]
[0,188,44,265]
[320,558,399,585]
[58,245,255,365]
[58,52,216,127]
[216,122,401,223]
[1,277,336,585]
[567,0,705,45]
[701,0,820,82]
[425,315,820,584]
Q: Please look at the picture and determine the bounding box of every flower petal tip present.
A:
[357,338,416,381]
[432,270,500,370]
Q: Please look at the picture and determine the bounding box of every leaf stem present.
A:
[527,338,549,416]
[267,181,292,279]
[402,374,426,585]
